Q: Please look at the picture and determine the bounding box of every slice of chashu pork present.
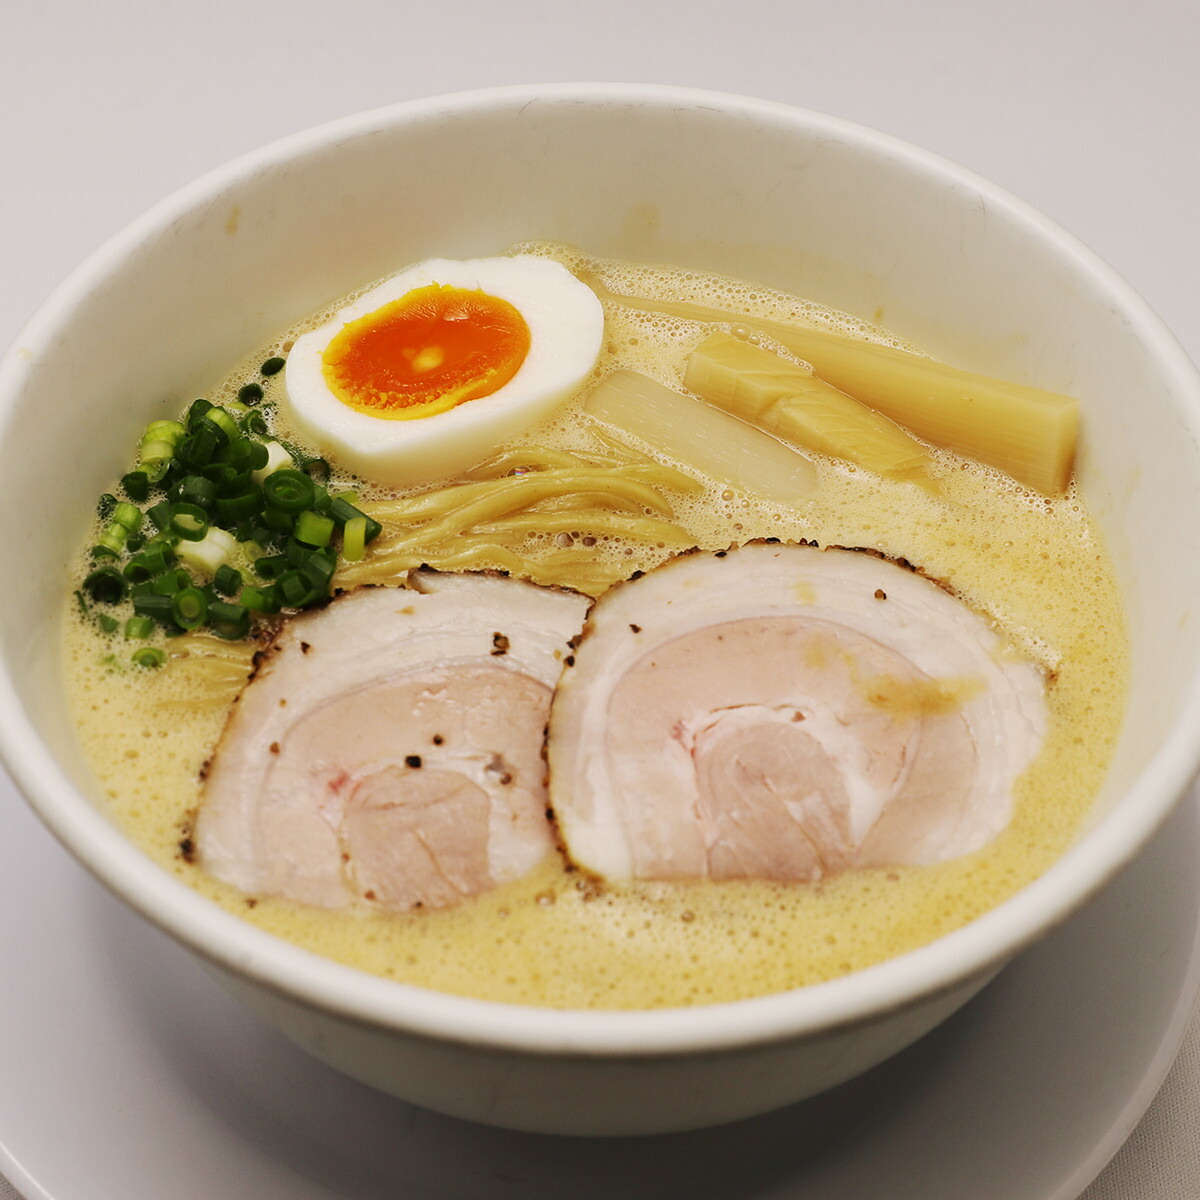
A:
[196,572,590,911]
[547,542,1049,883]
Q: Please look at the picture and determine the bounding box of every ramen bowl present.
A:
[2,84,1200,1136]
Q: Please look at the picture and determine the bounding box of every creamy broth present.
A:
[63,247,1127,1009]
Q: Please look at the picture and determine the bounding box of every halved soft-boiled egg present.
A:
[283,256,605,485]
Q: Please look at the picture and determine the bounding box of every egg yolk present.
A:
[321,284,532,420]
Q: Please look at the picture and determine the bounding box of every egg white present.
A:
[281,256,604,486]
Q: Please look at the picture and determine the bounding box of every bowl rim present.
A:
[4,80,1200,1057]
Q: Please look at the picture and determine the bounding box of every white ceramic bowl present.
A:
[3,83,1200,1137]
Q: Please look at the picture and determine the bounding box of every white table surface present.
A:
[2,2,1198,1196]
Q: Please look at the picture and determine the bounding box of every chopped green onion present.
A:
[218,437,259,473]
[261,506,295,535]
[132,592,175,623]
[177,425,221,468]
[253,553,288,581]
[213,563,242,597]
[149,568,191,596]
[284,536,313,567]
[327,495,382,543]
[203,406,240,443]
[171,587,209,631]
[139,420,185,483]
[251,440,295,483]
[301,547,336,593]
[97,613,120,635]
[123,541,177,583]
[277,570,316,608]
[131,646,166,669]
[85,358,383,643]
[176,525,237,575]
[94,501,144,558]
[239,584,280,614]
[294,510,335,549]
[302,457,331,484]
[113,501,142,531]
[121,471,151,502]
[146,499,174,532]
[215,489,263,524]
[342,515,367,562]
[124,616,155,640]
[158,459,183,490]
[201,462,243,492]
[238,526,273,555]
[262,469,315,514]
[208,601,251,640]
[309,484,331,515]
[186,398,215,429]
[240,410,269,438]
[174,474,217,511]
[170,502,209,541]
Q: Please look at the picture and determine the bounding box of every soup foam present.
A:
[62,247,1127,1009]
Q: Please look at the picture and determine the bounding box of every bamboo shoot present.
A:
[684,332,933,485]
[584,370,818,505]
[762,325,1078,495]
[590,279,1079,494]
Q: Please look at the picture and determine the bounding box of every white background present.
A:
[1,1,1198,1196]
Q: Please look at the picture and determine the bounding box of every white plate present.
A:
[1,768,1198,1200]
